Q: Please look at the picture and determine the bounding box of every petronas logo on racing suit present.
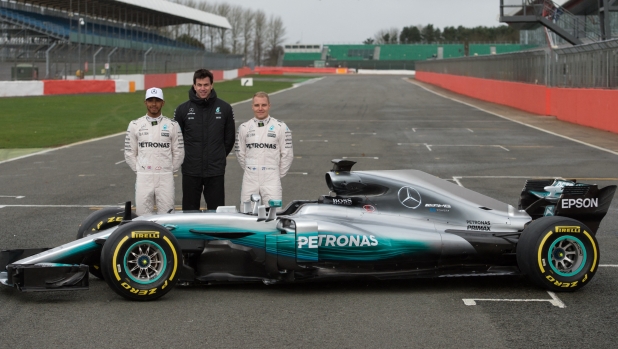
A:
[246,143,277,149]
[139,142,170,148]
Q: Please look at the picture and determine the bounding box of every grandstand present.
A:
[0,0,239,80]
[283,44,322,62]
[283,43,531,70]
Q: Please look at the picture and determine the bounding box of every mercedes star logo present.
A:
[398,186,421,209]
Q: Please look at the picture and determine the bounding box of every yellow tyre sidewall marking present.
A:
[537,231,553,273]
[112,236,130,281]
[163,236,178,281]
[583,230,598,272]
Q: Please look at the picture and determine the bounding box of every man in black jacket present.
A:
[174,69,235,210]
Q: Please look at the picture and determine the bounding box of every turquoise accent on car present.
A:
[124,240,167,285]
[275,234,296,259]
[296,231,318,263]
[171,224,278,250]
[265,235,278,255]
[53,241,100,261]
[548,235,586,277]
[529,190,550,198]
[269,199,282,208]
[317,236,429,261]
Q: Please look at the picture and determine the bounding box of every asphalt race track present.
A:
[1,75,618,348]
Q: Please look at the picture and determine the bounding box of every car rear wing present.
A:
[518,179,616,233]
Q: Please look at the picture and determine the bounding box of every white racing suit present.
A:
[125,115,184,216]
[235,116,293,206]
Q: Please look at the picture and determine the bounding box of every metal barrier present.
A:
[0,43,243,80]
[416,38,618,89]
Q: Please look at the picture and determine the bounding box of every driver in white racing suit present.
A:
[125,87,184,216]
[235,91,293,206]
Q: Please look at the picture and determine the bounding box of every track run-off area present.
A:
[1,75,618,348]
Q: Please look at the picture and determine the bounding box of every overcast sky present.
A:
[207,0,505,44]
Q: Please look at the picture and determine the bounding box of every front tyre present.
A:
[77,207,137,279]
[100,221,180,301]
[517,216,599,292]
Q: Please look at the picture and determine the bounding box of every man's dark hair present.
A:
[193,69,213,84]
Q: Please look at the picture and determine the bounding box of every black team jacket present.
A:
[174,87,235,177]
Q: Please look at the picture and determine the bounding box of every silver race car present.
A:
[1,159,614,301]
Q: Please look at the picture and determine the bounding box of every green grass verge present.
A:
[0,79,295,148]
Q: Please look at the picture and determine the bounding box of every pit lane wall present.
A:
[0,68,253,97]
[415,71,618,134]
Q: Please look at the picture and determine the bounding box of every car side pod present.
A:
[5,263,89,291]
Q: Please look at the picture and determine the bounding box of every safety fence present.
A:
[415,38,618,89]
[1,43,244,81]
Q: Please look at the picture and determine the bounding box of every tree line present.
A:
[167,0,286,66]
[365,24,519,44]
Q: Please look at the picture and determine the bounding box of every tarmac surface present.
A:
[1,75,618,348]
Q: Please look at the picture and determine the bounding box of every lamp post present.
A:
[78,17,84,78]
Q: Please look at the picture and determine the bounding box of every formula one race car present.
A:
[1,160,615,301]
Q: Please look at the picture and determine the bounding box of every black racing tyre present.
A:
[76,207,138,280]
[100,221,181,301]
[77,207,138,238]
[517,216,599,292]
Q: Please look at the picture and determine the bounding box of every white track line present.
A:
[463,291,565,308]
[408,127,474,132]
[0,132,127,165]
[452,177,464,187]
[342,156,379,159]
[406,78,618,157]
[398,143,510,151]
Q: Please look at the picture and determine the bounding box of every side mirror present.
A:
[251,194,261,202]
[266,200,282,221]
[251,194,261,214]
[268,200,282,208]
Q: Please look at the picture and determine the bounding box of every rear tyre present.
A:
[100,221,180,301]
[517,216,599,292]
[76,207,137,279]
